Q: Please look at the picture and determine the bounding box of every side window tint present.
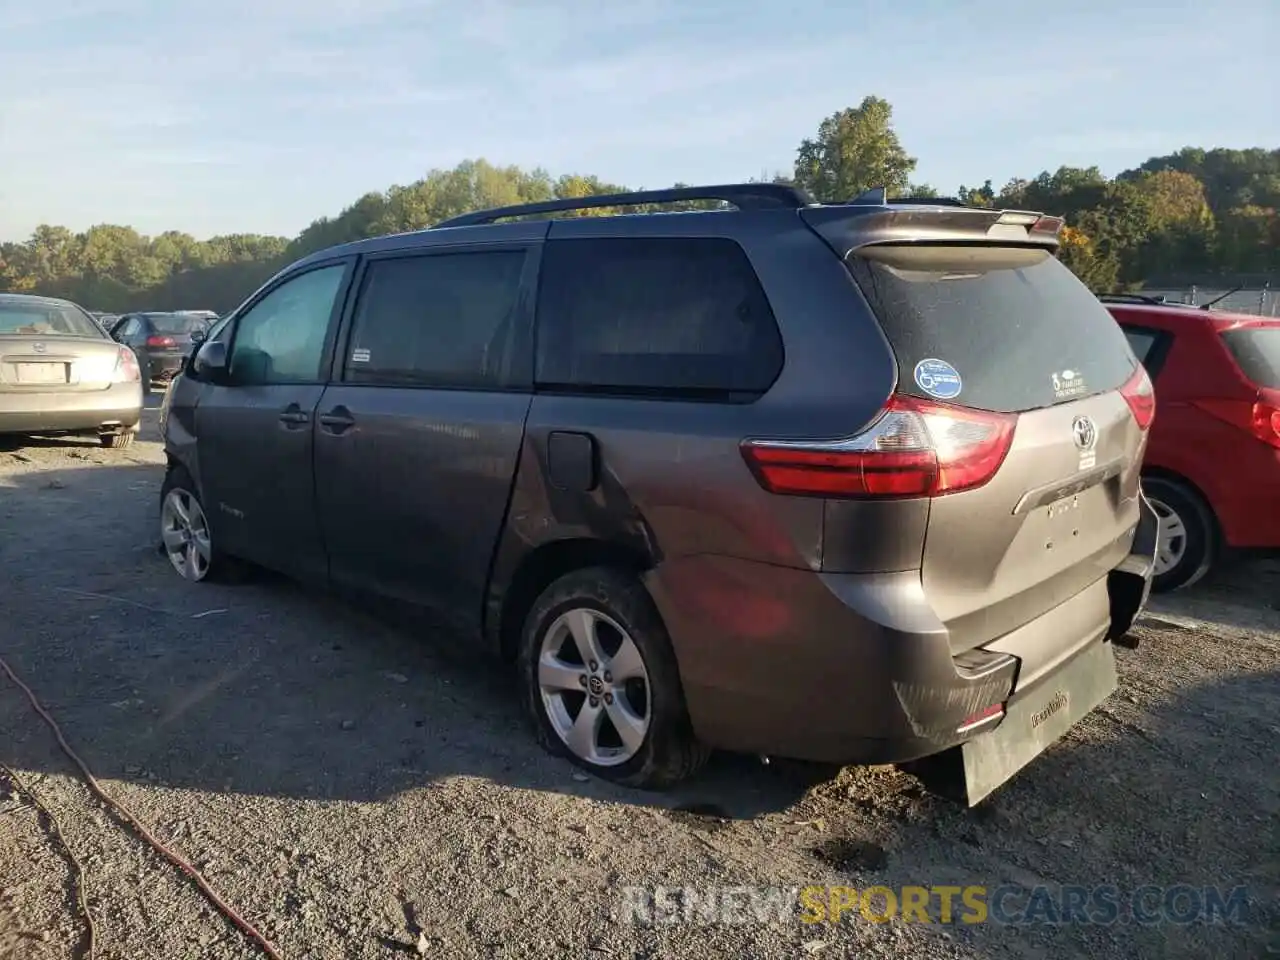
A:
[344,250,526,389]
[230,265,345,385]
[1122,327,1159,363]
[534,237,783,398]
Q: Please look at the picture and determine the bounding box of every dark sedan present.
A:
[110,312,209,392]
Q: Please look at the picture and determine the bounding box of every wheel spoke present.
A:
[607,635,645,683]
[191,530,212,563]
[539,654,586,692]
[565,609,604,666]
[605,697,647,754]
[170,495,190,527]
[565,699,603,760]
[161,526,186,553]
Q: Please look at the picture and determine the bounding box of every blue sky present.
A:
[1,0,1275,242]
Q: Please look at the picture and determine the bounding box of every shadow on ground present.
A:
[0,457,829,822]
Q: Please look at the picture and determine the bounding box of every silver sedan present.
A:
[0,294,144,448]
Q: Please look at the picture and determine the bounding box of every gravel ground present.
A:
[1,404,1277,960]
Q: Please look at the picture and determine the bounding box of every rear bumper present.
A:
[145,350,186,381]
[0,382,144,434]
[646,495,1157,765]
[1213,448,1280,548]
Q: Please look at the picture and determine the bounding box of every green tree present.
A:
[792,96,918,202]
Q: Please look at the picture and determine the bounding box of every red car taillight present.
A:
[740,395,1017,499]
[146,335,177,348]
[111,346,141,383]
[1250,393,1280,449]
[1119,366,1156,430]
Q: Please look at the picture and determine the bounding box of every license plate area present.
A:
[14,362,68,384]
[959,640,1117,805]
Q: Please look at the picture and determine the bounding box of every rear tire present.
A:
[518,567,709,789]
[1143,476,1217,593]
[100,431,135,449]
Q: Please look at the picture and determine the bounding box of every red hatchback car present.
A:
[1103,295,1280,591]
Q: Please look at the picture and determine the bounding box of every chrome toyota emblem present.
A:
[32,342,46,354]
[1072,415,1097,451]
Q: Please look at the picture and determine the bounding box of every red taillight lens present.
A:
[740,395,1017,499]
[146,335,176,348]
[1250,393,1280,449]
[111,346,141,383]
[1119,366,1155,430]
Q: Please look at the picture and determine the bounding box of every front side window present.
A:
[343,250,527,389]
[230,264,346,385]
[534,237,783,399]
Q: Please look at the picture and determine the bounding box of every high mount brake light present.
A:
[1118,366,1155,430]
[740,395,1017,499]
[146,335,177,348]
[1030,215,1064,236]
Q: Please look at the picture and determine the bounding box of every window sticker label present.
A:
[351,348,371,363]
[1052,369,1086,400]
[913,358,963,400]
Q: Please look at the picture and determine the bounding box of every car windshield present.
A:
[149,314,206,334]
[0,301,102,338]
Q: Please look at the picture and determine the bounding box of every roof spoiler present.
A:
[800,203,1064,258]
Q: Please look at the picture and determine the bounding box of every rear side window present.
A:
[1220,326,1280,388]
[345,250,526,389]
[535,237,783,399]
[847,247,1138,413]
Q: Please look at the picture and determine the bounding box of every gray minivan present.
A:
[159,184,1157,803]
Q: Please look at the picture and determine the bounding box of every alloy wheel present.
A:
[160,488,213,581]
[537,607,652,767]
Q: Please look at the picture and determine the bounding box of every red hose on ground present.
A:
[0,655,285,960]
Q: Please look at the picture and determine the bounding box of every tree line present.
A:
[1,96,1276,313]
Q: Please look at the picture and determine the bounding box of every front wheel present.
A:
[518,567,709,789]
[159,466,221,582]
[1143,477,1218,593]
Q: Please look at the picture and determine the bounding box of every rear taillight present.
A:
[146,335,176,348]
[1251,394,1280,448]
[1119,366,1155,430]
[740,395,1017,499]
[111,346,141,383]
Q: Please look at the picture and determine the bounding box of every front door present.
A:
[314,245,536,630]
[194,260,352,582]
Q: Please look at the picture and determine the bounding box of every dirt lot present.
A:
[1,404,1277,960]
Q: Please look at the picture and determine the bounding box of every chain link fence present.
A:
[1138,283,1277,316]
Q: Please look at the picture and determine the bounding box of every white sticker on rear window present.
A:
[913,358,963,400]
[351,348,370,363]
[1052,369,1086,399]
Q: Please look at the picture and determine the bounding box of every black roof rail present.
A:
[431,183,815,229]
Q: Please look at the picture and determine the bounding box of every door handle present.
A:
[318,406,355,434]
[278,407,309,426]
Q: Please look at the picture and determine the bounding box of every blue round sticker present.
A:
[913,358,963,400]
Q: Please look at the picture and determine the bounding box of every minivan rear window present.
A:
[846,246,1138,413]
[1220,326,1280,389]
